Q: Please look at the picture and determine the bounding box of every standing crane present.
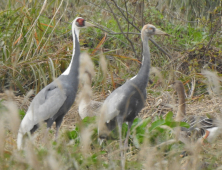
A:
[98,24,167,168]
[17,17,95,150]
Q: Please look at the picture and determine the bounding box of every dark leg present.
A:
[42,118,54,143]
[55,115,64,141]
[30,124,39,134]
[46,118,54,129]
[124,121,133,149]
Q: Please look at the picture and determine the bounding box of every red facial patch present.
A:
[76,18,85,26]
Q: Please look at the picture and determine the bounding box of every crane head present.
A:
[73,17,95,29]
[141,24,168,40]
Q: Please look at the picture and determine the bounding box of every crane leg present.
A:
[30,124,39,134]
[55,116,64,141]
[124,121,132,149]
[118,119,125,170]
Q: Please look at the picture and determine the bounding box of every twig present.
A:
[189,77,196,99]
[149,38,172,59]
[111,0,140,32]
[202,21,222,65]
[166,9,198,23]
[94,23,172,59]
[104,0,137,57]
[84,0,124,19]
[141,0,144,27]
[95,27,140,35]
[124,0,129,39]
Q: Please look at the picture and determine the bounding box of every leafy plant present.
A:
[19,109,26,119]
[149,111,190,132]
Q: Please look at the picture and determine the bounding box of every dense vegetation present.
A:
[0,0,222,169]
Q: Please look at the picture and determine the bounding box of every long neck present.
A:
[133,34,150,88]
[175,82,186,121]
[62,27,80,83]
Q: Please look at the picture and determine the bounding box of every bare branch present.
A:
[84,0,123,19]
[149,38,172,59]
[93,23,172,59]
[111,0,140,32]
[104,0,138,57]
[141,0,144,27]
[124,0,130,39]
[94,25,140,35]
[202,20,222,65]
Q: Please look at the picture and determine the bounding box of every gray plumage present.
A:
[181,116,217,141]
[17,17,95,149]
[98,24,167,167]
[78,98,103,119]
[172,80,220,143]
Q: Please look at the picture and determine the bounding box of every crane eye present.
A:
[76,18,85,27]
[149,27,155,31]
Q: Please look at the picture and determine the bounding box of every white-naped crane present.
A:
[98,24,168,169]
[17,17,95,150]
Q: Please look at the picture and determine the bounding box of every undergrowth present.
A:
[1,0,222,169]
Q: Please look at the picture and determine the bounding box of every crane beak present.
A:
[85,21,95,27]
[155,28,168,35]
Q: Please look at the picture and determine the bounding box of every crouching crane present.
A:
[172,81,221,147]
[17,17,95,150]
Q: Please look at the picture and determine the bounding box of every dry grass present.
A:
[1,0,222,169]
[1,79,222,169]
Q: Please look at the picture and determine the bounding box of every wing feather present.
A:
[26,83,67,124]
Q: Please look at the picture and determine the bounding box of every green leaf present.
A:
[19,110,26,120]
[135,118,151,134]
[163,121,178,128]
[163,121,190,129]
[165,111,174,122]
[100,151,107,155]
[122,122,128,137]
[82,116,96,126]
[179,122,190,128]
[131,117,142,131]
[140,117,151,128]
[149,118,165,132]
[91,154,97,163]
[67,127,79,140]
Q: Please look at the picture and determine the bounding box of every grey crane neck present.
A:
[132,34,150,88]
[61,27,80,84]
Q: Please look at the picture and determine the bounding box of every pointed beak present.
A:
[85,21,95,27]
[155,28,168,35]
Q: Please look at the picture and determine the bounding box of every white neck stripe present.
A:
[62,24,80,76]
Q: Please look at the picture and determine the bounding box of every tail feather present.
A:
[17,111,36,150]
[17,131,23,150]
